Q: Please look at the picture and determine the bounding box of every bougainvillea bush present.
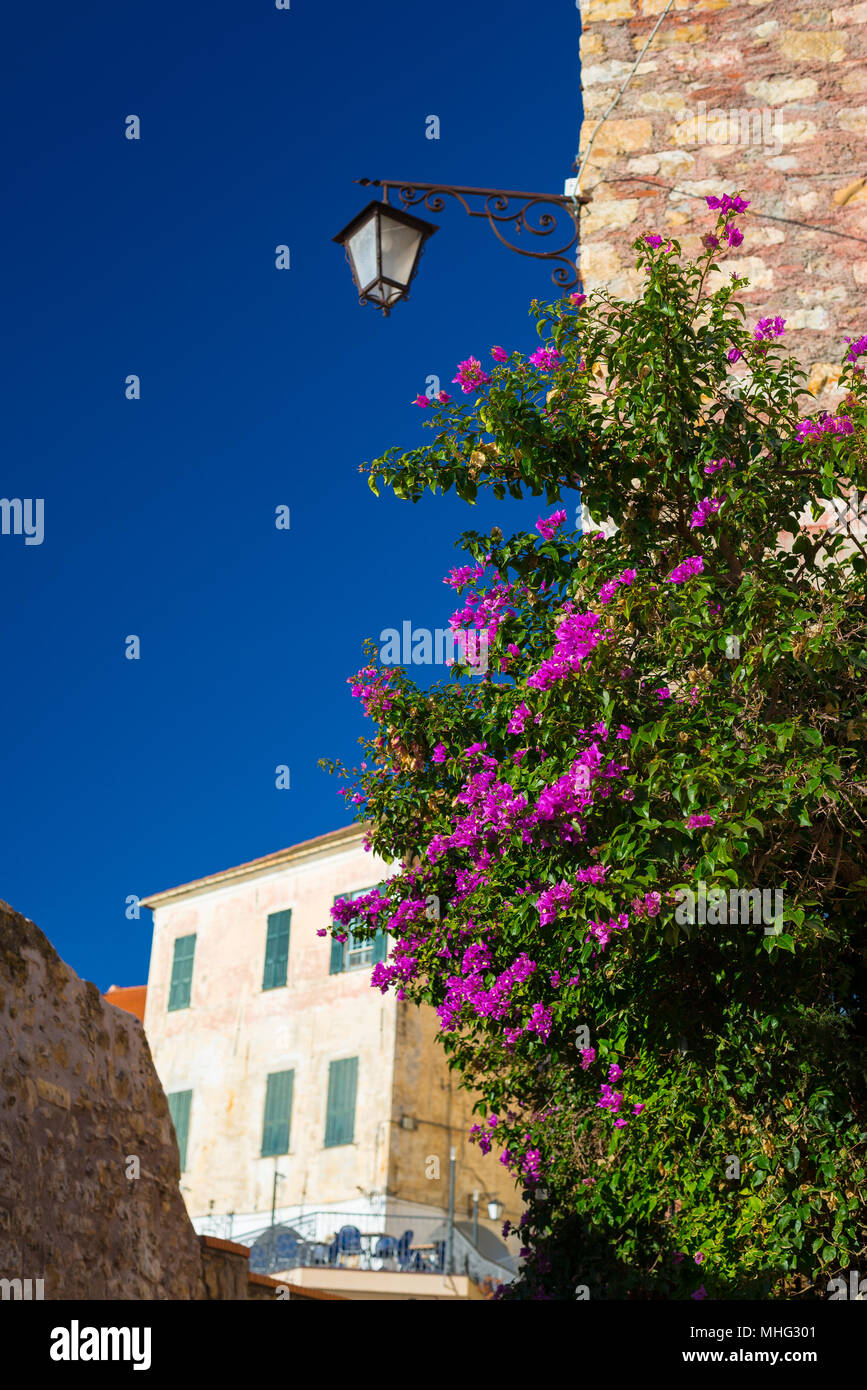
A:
[322,196,867,1299]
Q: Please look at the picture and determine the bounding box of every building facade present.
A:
[141,825,519,1288]
[573,0,867,398]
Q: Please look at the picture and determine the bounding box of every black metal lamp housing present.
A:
[333,200,438,314]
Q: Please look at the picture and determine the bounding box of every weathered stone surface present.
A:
[0,900,204,1299]
[577,0,867,402]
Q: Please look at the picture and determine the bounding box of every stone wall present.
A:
[0,899,205,1298]
[577,0,867,396]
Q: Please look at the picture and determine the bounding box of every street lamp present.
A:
[487,1198,504,1222]
[332,199,438,316]
[334,177,591,313]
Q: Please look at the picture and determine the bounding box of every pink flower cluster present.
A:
[452,357,491,393]
[631,891,661,920]
[536,881,573,927]
[348,664,398,718]
[845,333,867,363]
[796,414,854,441]
[705,193,749,249]
[444,560,486,589]
[686,812,716,829]
[437,950,537,1033]
[703,457,734,476]
[528,347,562,372]
[536,509,567,540]
[665,556,704,584]
[450,575,515,652]
[598,568,637,605]
[527,611,607,691]
[754,315,785,342]
[586,913,629,952]
[413,390,451,406]
[507,701,532,735]
[689,497,720,530]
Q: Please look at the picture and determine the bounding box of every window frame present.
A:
[167,1089,193,1171]
[329,887,387,974]
[262,909,292,991]
[324,1056,358,1148]
[167,934,196,1012]
[261,1069,295,1157]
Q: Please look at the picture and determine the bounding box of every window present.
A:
[168,934,196,1011]
[324,1057,358,1147]
[329,888,387,974]
[261,1070,294,1157]
[167,1090,192,1171]
[262,910,291,990]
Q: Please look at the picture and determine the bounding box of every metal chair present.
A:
[396,1230,415,1269]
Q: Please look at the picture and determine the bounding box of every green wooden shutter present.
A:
[263,910,291,990]
[329,935,345,974]
[261,1070,294,1156]
[324,1057,358,1147]
[168,934,196,1011]
[372,927,388,964]
[167,1090,192,1171]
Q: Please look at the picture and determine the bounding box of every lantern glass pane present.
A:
[348,212,378,290]
[380,217,422,289]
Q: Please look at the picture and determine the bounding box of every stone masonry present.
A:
[576,0,867,397]
[0,899,298,1300]
[0,899,205,1298]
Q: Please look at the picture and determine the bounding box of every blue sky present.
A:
[1,0,583,990]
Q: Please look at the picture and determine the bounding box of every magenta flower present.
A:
[644,234,663,247]
[491,345,508,362]
[569,292,587,307]
[507,701,531,735]
[727,348,743,364]
[452,357,492,393]
[796,414,854,441]
[706,194,750,215]
[432,743,447,764]
[633,1103,645,1115]
[845,333,867,363]
[597,1083,624,1113]
[689,496,721,529]
[686,812,716,829]
[580,1047,596,1070]
[666,555,704,584]
[694,1251,704,1264]
[608,1063,623,1083]
[754,315,786,342]
[536,509,567,540]
[413,394,430,407]
[528,347,562,372]
[437,390,452,403]
[724,224,743,248]
[701,233,720,252]
[691,1285,707,1300]
[527,1003,553,1040]
[613,1117,628,1128]
[598,567,637,605]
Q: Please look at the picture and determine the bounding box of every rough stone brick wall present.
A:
[0,899,204,1299]
[577,0,867,397]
